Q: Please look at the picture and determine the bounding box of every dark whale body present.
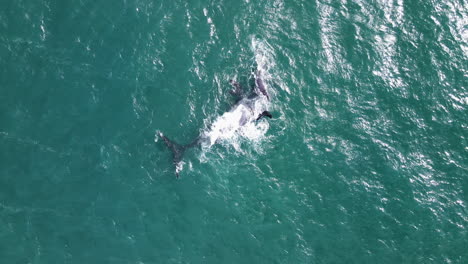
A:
[159,73,271,178]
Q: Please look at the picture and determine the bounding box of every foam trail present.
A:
[251,38,275,74]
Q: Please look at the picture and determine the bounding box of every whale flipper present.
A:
[256,111,273,121]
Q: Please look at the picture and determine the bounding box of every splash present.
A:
[202,97,270,148]
[198,38,276,150]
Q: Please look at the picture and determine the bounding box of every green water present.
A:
[1,0,467,263]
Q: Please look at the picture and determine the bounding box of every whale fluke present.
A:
[158,132,188,178]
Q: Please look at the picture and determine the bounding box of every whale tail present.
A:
[158,131,198,178]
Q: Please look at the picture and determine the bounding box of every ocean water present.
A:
[1,0,467,263]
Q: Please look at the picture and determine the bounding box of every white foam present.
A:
[203,103,253,146]
[194,38,277,152]
[251,37,275,73]
[154,130,161,143]
[201,94,270,149]
[175,161,185,175]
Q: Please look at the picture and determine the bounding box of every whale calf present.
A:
[158,71,272,178]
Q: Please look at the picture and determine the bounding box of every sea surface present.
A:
[1,0,467,263]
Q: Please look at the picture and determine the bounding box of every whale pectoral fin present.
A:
[256,111,273,121]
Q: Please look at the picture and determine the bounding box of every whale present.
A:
[158,70,272,178]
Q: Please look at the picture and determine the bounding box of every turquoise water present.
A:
[1,0,467,263]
